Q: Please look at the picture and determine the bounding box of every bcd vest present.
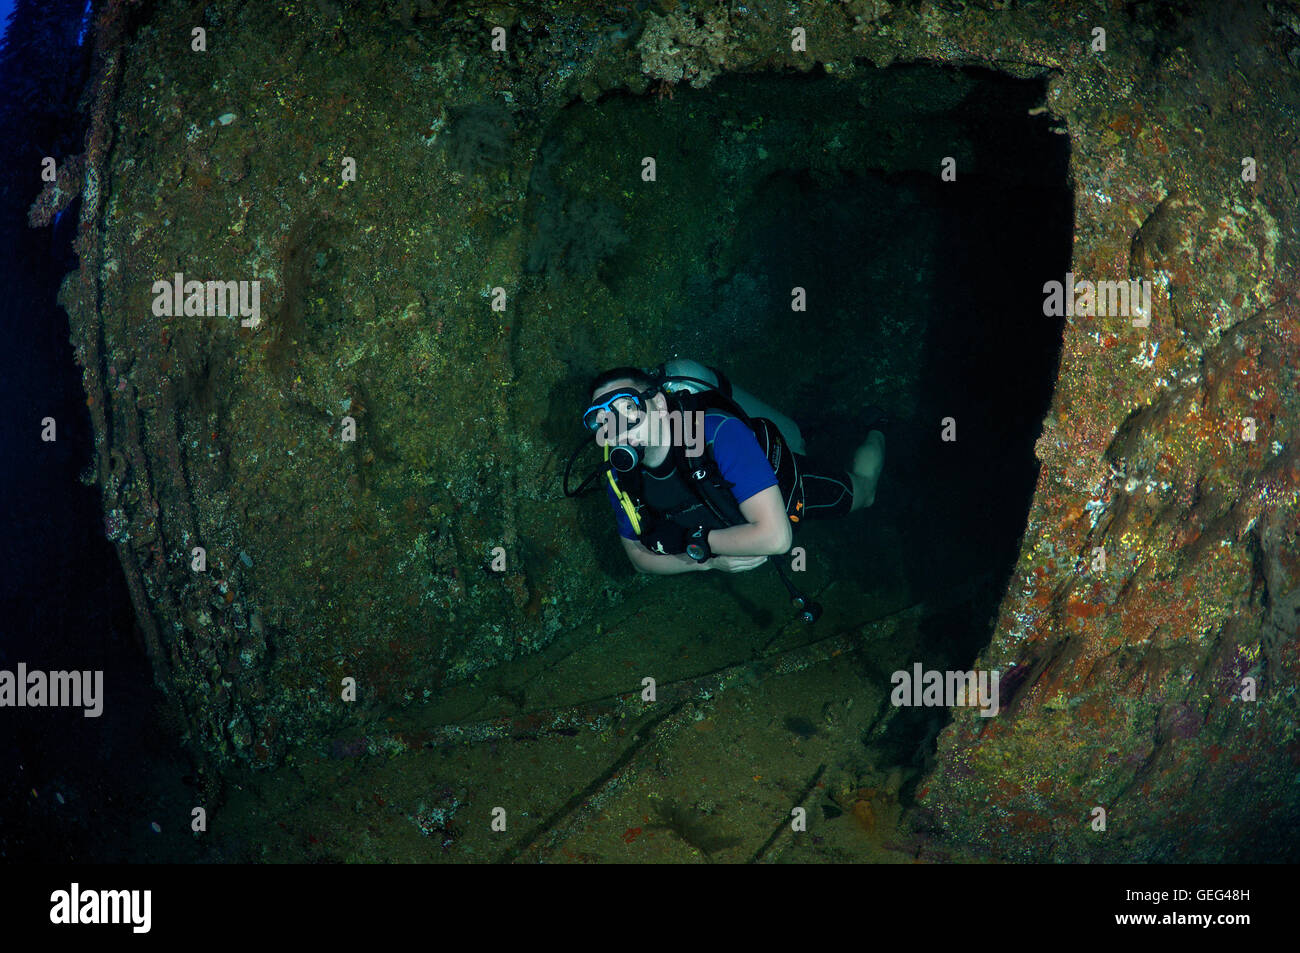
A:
[606,389,802,542]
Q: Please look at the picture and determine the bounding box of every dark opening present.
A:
[532,63,1071,774]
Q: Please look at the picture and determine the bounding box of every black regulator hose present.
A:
[563,435,605,498]
[772,557,822,624]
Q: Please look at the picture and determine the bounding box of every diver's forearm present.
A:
[707,521,787,557]
[631,548,710,575]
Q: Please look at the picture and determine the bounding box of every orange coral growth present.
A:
[1067,597,1105,618]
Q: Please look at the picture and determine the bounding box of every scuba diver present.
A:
[564,359,886,589]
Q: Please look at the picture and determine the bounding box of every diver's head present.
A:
[585,367,670,471]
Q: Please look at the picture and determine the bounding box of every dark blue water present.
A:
[0,0,198,862]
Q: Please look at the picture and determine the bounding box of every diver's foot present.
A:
[852,430,885,479]
[850,431,885,510]
[854,406,888,479]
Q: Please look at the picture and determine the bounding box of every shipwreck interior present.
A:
[312,64,1075,862]
[12,23,1086,861]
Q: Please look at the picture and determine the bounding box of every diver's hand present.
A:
[709,554,768,573]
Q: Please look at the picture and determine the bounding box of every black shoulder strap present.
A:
[668,397,747,526]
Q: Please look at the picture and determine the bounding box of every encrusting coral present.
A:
[636,7,732,88]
